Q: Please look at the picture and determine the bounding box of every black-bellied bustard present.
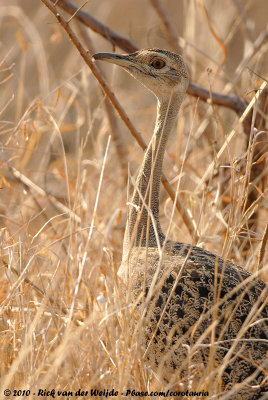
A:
[93,49,268,399]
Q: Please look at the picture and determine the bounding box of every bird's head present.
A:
[93,49,189,100]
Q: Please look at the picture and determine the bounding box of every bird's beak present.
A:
[93,52,133,68]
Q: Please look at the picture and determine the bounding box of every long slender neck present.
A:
[123,92,185,252]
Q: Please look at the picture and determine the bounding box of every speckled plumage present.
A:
[93,49,268,399]
[122,244,268,398]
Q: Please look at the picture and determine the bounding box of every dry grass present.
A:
[0,0,267,399]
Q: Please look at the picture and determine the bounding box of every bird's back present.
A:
[119,243,268,398]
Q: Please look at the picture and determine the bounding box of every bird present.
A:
[93,49,268,399]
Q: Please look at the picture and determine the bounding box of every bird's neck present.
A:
[123,92,184,252]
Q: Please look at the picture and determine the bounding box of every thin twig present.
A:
[4,158,81,223]
[77,20,128,183]
[195,81,267,192]
[149,0,183,53]
[2,261,81,326]
[202,0,227,65]
[232,0,256,43]
[258,223,268,271]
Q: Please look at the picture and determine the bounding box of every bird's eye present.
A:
[151,59,166,69]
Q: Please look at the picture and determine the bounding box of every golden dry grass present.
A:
[0,1,267,399]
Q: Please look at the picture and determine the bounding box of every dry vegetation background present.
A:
[0,0,267,398]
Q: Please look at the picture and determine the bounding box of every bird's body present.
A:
[93,49,268,398]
